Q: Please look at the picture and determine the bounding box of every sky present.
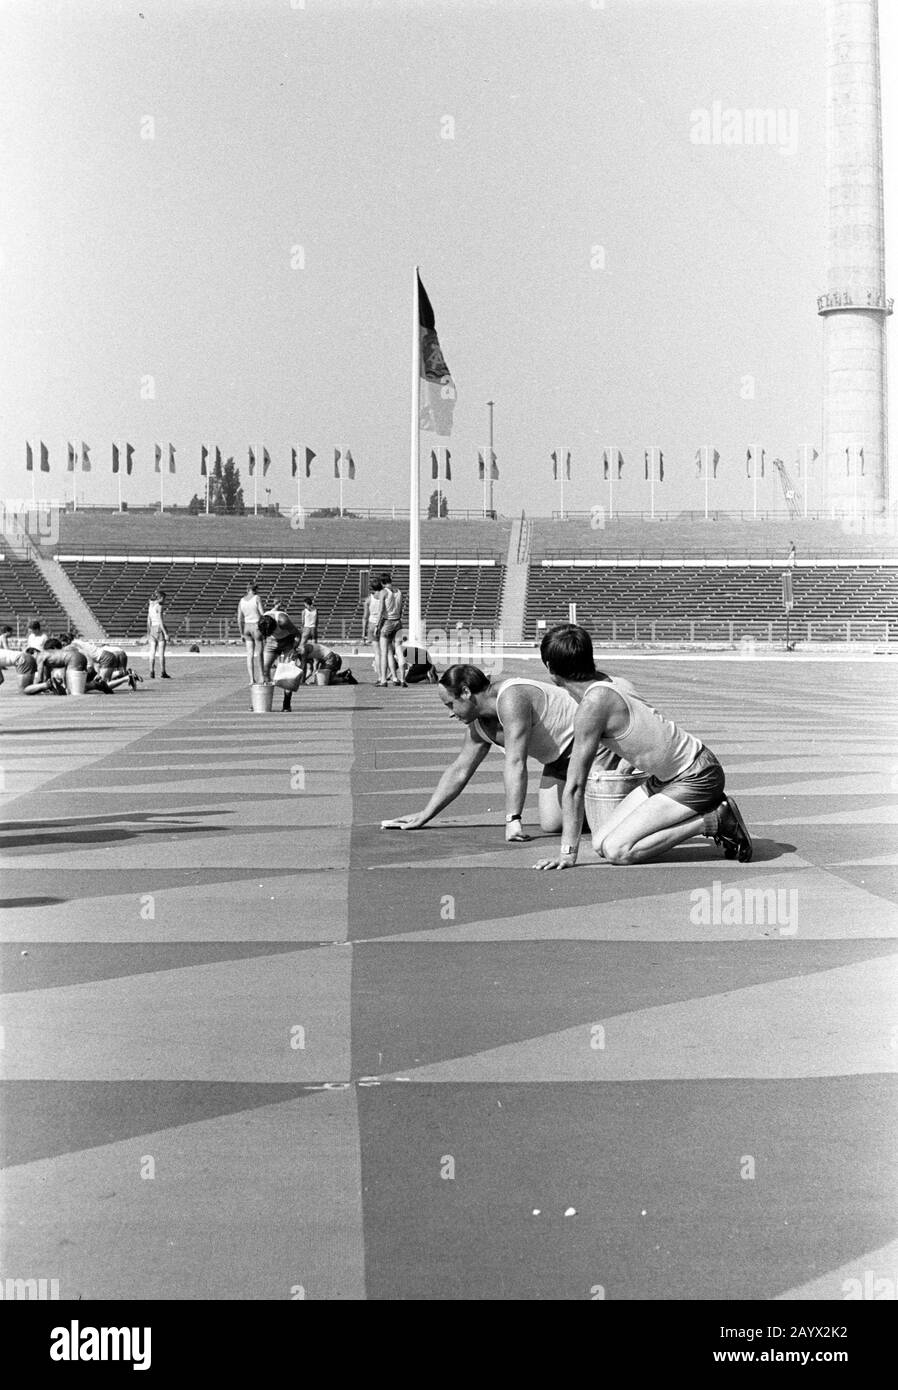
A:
[0,0,896,517]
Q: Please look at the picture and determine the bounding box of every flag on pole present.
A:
[262,448,271,478]
[695,447,720,478]
[248,446,256,477]
[81,442,92,472]
[67,441,90,471]
[645,448,664,481]
[200,445,209,477]
[155,444,162,473]
[125,444,134,476]
[797,445,819,471]
[431,447,451,480]
[345,450,355,479]
[746,447,765,478]
[30,440,51,473]
[25,442,33,471]
[168,444,176,474]
[305,447,315,477]
[291,447,315,478]
[603,449,623,480]
[334,449,356,479]
[551,450,571,480]
[478,449,498,480]
[418,273,456,436]
[844,445,865,476]
[112,444,121,474]
[67,442,77,472]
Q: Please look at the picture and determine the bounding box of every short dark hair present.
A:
[380,572,392,584]
[257,615,276,639]
[44,637,63,651]
[370,580,383,592]
[305,596,314,605]
[540,624,598,680]
[1,625,12,634]
[439,664,490,698]
[28,619,41,632]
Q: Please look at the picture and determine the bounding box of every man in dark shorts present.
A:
[533,624,752,869]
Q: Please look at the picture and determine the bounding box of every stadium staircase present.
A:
[29,554,108,641]
[498,514,532,643]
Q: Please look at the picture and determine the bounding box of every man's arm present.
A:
[498,686,534,840]
[382,729,491,829]
[534,692,610,870]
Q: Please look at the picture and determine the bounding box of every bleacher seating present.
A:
[0,556,71,637]
[525,564,898,640]
[530,515,898,559]
[61,559,505,642]
[50,512,511,560]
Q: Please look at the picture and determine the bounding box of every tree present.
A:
[427,489,448,519]
[221,456,245,514]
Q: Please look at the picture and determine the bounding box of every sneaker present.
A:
[161,671,172,679]
[715,798,753,863]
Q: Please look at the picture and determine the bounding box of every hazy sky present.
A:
[1,0,895,516]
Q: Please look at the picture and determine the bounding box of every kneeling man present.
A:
[533,624,752,869]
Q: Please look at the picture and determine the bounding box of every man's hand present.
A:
[532,855,577,871]
[381,814,427,830]
[505,821,531,842]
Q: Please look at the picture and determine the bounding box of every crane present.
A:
[772,457,803,519]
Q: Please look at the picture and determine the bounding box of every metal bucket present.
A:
[584,769,645,845]
[250,682,274,713]
[66,668,88,696]
[315,669,332,686]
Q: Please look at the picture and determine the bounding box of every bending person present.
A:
[533,624,752,870]
[381,663,622,840]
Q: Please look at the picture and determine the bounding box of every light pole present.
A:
[487,400,494,517]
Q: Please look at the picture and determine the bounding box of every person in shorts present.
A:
[147,590,171,679]
[375,574,404,686]
[533,624,752,869]
[238,582,266,685]
[362,580,385,683]
[299,639,342,684]
[300,597,319,644]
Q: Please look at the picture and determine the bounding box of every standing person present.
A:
[147,589,171,679]
[24,620,47,652]
[237,582,265,685]
[532,624,752,869]
[376,573,405,687]
[300,597,319,644]
[0,626,13,649]
[786,539,796,567]
[361,580,385,683]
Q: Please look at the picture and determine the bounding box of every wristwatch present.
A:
[560,844,577,857]
[505,813,522,824]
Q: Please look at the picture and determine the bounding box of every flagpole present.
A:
[704,448,709,520]
[339,463,344,518]
[409,266,422,646]
[560,458,564,520]
[650,465,655,521]
[487,400,494,517]
[205,469,210,515]
[73,455,78,513]
[160,448,164,514]
[752,463,758,520]
[253,450,258,516]
[30,455,36,508]
[609,460,614,521]
[117,463,123,513]
[801,449,808,518]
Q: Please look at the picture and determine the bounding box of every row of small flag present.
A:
[24,443,359,479]
[551,446,824,481]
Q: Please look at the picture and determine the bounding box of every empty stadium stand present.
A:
[61,559,505,642]
[525,564,898,641]
[0,555,72,637]
[530,515,898,559]
[48,511,511,559]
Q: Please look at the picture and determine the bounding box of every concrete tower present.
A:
[818,0,891,513]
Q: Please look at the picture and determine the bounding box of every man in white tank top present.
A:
[237,583,265,684]
[533,624,752,868]
[380,662,622,840]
